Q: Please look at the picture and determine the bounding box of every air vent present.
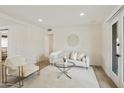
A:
[0,28,8,31]
[47,29,52,31]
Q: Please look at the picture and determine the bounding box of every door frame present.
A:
[110,17,121,87]
[0,32,1,62]
[121,12,124,87]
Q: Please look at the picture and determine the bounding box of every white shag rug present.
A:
[12,66,100,88]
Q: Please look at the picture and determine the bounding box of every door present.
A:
[109,8,124,88]
[112,21,119,75]
[111,20,121,87]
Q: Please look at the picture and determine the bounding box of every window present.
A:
[1,31,8,48]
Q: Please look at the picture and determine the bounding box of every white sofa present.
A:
[49,51,90,68]
[66,53,90,68]
[49,50,63,65]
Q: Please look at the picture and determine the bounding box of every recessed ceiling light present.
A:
[80,13,84,16]
[38,18,43,22]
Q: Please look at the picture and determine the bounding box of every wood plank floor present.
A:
[0,60,117,88]
[92,66,117,88]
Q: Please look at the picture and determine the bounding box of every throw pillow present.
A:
[69,52,72,59]
[70,51,78,60]
[77,53,85,61]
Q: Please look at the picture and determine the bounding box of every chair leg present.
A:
[21,66,24,86]
[5,66,8,84]
[2,64,4,83]
[37,70,40,75]
[18,66,21,87]
[38,62,40,75]
[18,66,23,88]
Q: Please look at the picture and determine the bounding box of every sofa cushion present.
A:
[77,53,85,61]
[70,51,78,60]
[67,59,86,67]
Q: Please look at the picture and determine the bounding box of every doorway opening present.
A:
[45,30,54,56]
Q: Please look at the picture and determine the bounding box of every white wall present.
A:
[0,11,103,66]
[7,23,46,64]
[53,24,102,65]
[101,22,112,76]
[0,12,46,63]
[8,24,45,63]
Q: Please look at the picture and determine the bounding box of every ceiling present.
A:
[0,5,118,28]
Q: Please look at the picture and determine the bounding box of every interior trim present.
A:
[105,5,124,23]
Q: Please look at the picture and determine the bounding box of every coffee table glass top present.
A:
[55,61,75,68]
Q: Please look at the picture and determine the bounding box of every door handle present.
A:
[116,54,121,57]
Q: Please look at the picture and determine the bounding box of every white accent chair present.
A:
[2,55,40,87]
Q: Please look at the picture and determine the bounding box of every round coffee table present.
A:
[55,61,75,79]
